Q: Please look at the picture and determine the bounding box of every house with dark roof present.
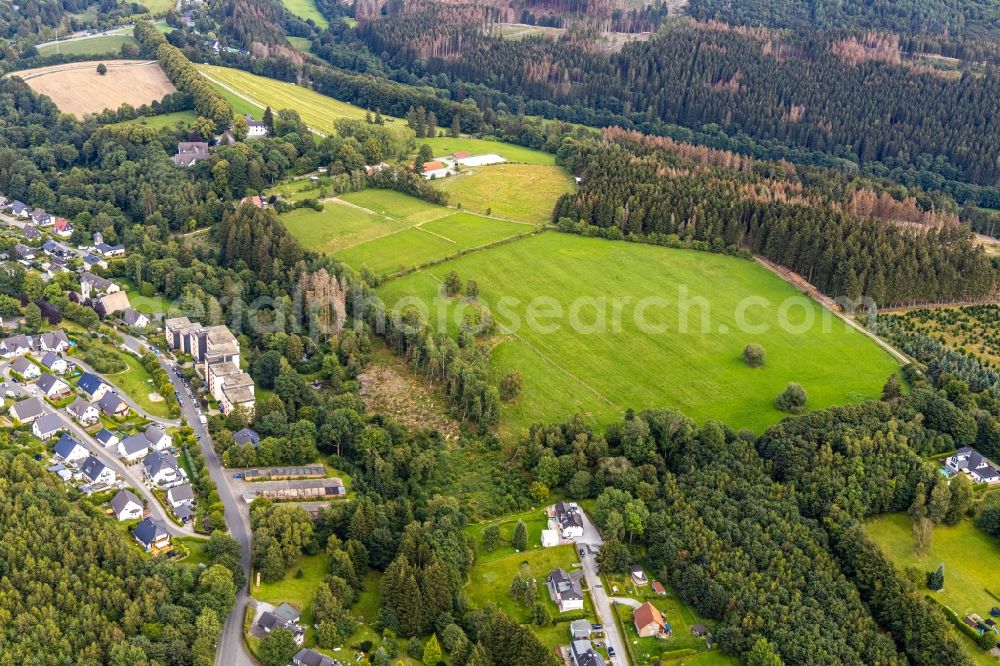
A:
[244,114,268,137]
[77,372,110,401]
[274,603,300,624]
[946,447,1000,485]
[32,412,64,439]
[13,243,35,260]
[95,429,120,448]
[145,425,171,451]
[53,433,88,463]
[31,208,52,226]
[144,451,185,487]
[292,649,342,666]
[39,330,70,353]
[233,428,260,447]
[66,397,100,425]
[80,272,119,298]
[36,373,70,399]
[118,434,150,462]
[9,396,45,423]
[80,455,116,486]
[22,224,41,241]
[94,242,126,258]
[1,334,34,357]
[257,611,305,645]
[83,254,108,270]
[40,352,67,375]
[570,619,592,640]
[570,639,605,666]
[629,565,648,587]
[133,517,170,552]
[121,308,150,328]
[111,489,144,521]
[166,483,194,508]
[547,568,584,612]
[554,501,585,539]
[98,392,129,418]
[11,356,39,379]
[10,200,29,217]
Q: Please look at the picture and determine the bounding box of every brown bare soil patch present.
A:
[9,60,175,118]
[358,357,462,443]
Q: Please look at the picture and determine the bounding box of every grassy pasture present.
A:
[336,212,529,276]
[119,110,198,130]
[281,0,328,28]
[287,36,313,54]
[281,201,407,254]
[37,34,136,57]
[433,163,575,224]
[195,64,393,135]
[339,189,445,220]
[377,232,901,434]
[420,137,556,165]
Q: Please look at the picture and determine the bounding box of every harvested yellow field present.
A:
[9,60,176,117]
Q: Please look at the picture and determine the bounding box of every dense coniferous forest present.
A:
[553,128,1000,306]
[358,16,1000,190]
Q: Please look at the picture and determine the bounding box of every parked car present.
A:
[580,548,586,557]
[233,472,244,479]
[607,647,616,657]
[591,624,603,631]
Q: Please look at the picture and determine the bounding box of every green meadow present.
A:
[377,232,901,435]
[281,0,329,28]
[420,137,556,165]
[432,163,575,224]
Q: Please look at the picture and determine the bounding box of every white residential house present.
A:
[40,351,68,374]
[52,433,88,463]
[946,447,1000,485]
[39,330,70,353]
[77,372,111,401]
[66,397,100,425]
[9,397,45,423]
[36,373,71,399]
[111,489,144,521]
[167,483,195,508]
[11,356,40,379]
[133,517,170,552]
[80,456,116,487]
[95,429,121,448]
[143,451,186,487]
[144,425,172,451]
[244,114,269,137]
[118,434,150,462]
[121,308,150,329]
[554,502,585,539]
[32,412,64,440]
[547,568,585,613]
[1,334,35,357]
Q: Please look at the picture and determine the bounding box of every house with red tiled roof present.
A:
[633,601,670,638]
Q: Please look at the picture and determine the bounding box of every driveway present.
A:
[575,509,630,665]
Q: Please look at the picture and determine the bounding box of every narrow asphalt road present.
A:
[575,509,630,665]
[134,335,256,666]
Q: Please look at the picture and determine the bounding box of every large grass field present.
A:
[196,64,391,135]
[432,163,575,224]
[281,0,328,28]
[279,189,532,275]
[377,232,901,434]
[866,514,1000,665]
[420,137,556,165]
[37,35,136,57]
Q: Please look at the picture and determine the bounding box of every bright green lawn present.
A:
[252,553,327,644]
[196,64,393,135]
[70,339,171,418]
[866,514,1000,666]
[137,0,174,12]
[433,163,574,224]
[420,137,555,165]
[466,509,550,563]
[271,176,330,203]
[282,201,408,254]
[336,212,528,276]
[120,277,173,314]
[282,0,328,28]
[177,537,211,567]
[340,189,446,221]
[378,232,902,434]
[37,35,136,57]
[210,84,263,119]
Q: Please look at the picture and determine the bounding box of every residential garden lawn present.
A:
[466,508,551,563]
[432,163,574,224]
[119,277,173,314]
[252,553,327,644]
[281,0,328,28]
[37,35,136,57]
[377,232,902,435]
[271,176,331,203]
[119,110,198,131]
[866,514,1000,666]
[419,137,556,165]
[70,339,171,418]
[177,537,211,567]
[195,64,399,136]
[465,543,593,650]
[336,212,529,276]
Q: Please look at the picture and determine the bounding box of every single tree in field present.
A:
[96,63,107,75]
[450,114,461,137]
[926,564,944,591]
[422,634,442,666]
[512,520,528,551]
[775,382,807,413]
[882,373,902,401]
[482,524,501,552]
[500,370,523,401]
[466,279,479,300]
[442,271,462,297]
[743,343,766,367]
